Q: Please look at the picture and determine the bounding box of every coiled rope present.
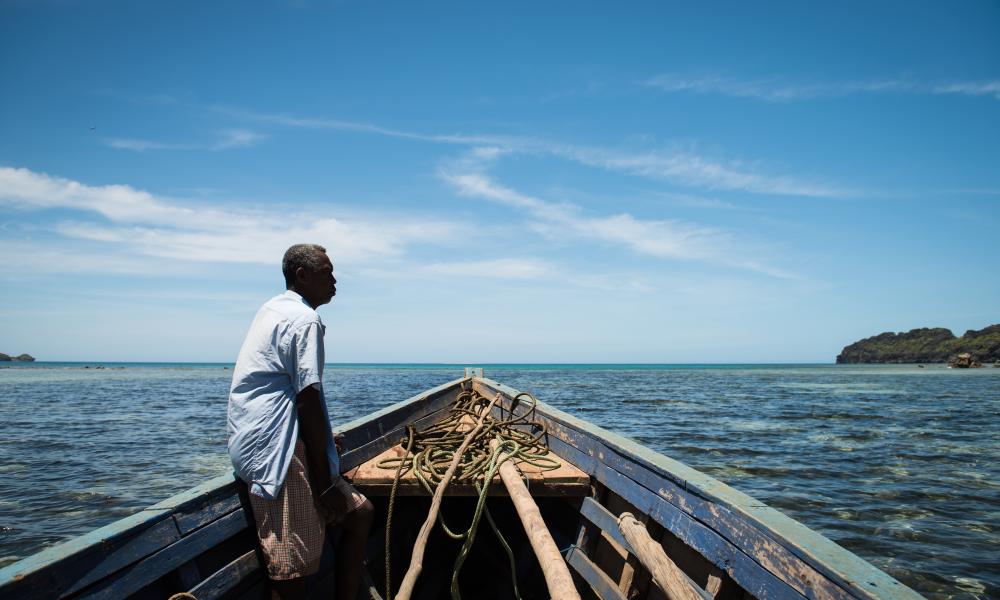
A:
[380,387,561,600]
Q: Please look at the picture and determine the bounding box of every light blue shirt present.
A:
[227,290,340,499]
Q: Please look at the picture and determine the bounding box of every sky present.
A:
[1,0,998,363]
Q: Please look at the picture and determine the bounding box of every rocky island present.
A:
[0,352,35,362]
[836,324,1000,365]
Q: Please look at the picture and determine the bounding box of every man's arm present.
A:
[296,385,335,499]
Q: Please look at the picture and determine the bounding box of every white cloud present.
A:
[214,129,266,149]
[0,239,206,278]
[439,151,797,279]
[932,81,1000,100]
[0,165,460,267]
[642,75,912,101]
[222,106,839,197]
[420,258,556,280]
[104,138,195,151]
[103,129,266,152]
[1,165,256,228]
[643,74,1000,102]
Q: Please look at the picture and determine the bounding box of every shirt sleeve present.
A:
[287,322,324,394]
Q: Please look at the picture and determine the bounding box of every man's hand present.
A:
[319,479,350,518]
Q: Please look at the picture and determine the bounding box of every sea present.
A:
[0,363,997,599]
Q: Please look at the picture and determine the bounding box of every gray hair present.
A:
[282,244,328,288]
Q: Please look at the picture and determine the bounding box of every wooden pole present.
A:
[394,394,501,600]
[617,512,704,600]
[490,438,581,600]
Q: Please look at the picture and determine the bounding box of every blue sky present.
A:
[1,0,998,362]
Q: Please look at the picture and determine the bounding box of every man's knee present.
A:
[345,499,374,532]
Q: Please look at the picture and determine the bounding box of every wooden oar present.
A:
[490,437,581,600]
[394,393,502,600]
[618,512,704,600]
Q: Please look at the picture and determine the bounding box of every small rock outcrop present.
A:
[0,353,35,362]
[949,353,982,368]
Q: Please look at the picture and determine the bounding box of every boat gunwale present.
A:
[473,375,922,600]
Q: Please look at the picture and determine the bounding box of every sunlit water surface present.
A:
[0,363,997,599]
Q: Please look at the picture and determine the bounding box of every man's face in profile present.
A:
[299,253,337,308]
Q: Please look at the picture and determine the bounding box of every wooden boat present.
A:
[0,370,923,600]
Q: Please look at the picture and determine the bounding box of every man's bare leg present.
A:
[270,576,308,600]
[336,499,375,600]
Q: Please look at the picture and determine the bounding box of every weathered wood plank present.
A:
[76,509,248,600]
[171,487,241,536]
[348,438,589,497]
[501,407,806,600]
[60,515,182,597]
[549,425,851,600]
[176,560,202,592]
[188,550,260,600]
[566,547,627,600]
[619,512,707,600]
[475,378,919,600]
[581,497,635,556]
[349,481,590,498]
[0,508,176,600]
[547,423,849,600]
[146,475,237,513]
[580,498,713,600]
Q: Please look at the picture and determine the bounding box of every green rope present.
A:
[385,425,416,599]
[379,388,560,600]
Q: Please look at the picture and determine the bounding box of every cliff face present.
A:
[836,325,1000,364]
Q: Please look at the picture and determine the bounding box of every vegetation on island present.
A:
[836,324,1000,365]
[0,353,35,362]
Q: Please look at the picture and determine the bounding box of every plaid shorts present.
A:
[248,439,367,580]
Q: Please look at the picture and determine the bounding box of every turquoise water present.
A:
[1,363,997,599]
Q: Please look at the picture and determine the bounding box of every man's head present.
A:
[282,244,337,308]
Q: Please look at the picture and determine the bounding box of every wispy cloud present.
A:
[103,129,266,152]
[439,151,796,279]
[420,258,556,280]
[539,143,841,197]
[643,74,1000,102]
[654,192,742,210]
[213,105,500,145]
[931,81,1000,100]
[0,165,459,266]
[221,106,839,197]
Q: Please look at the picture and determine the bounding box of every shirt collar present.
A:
[283,289,307,304]
[282,290,323,326]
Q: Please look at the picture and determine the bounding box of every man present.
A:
[228,244,373,599]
